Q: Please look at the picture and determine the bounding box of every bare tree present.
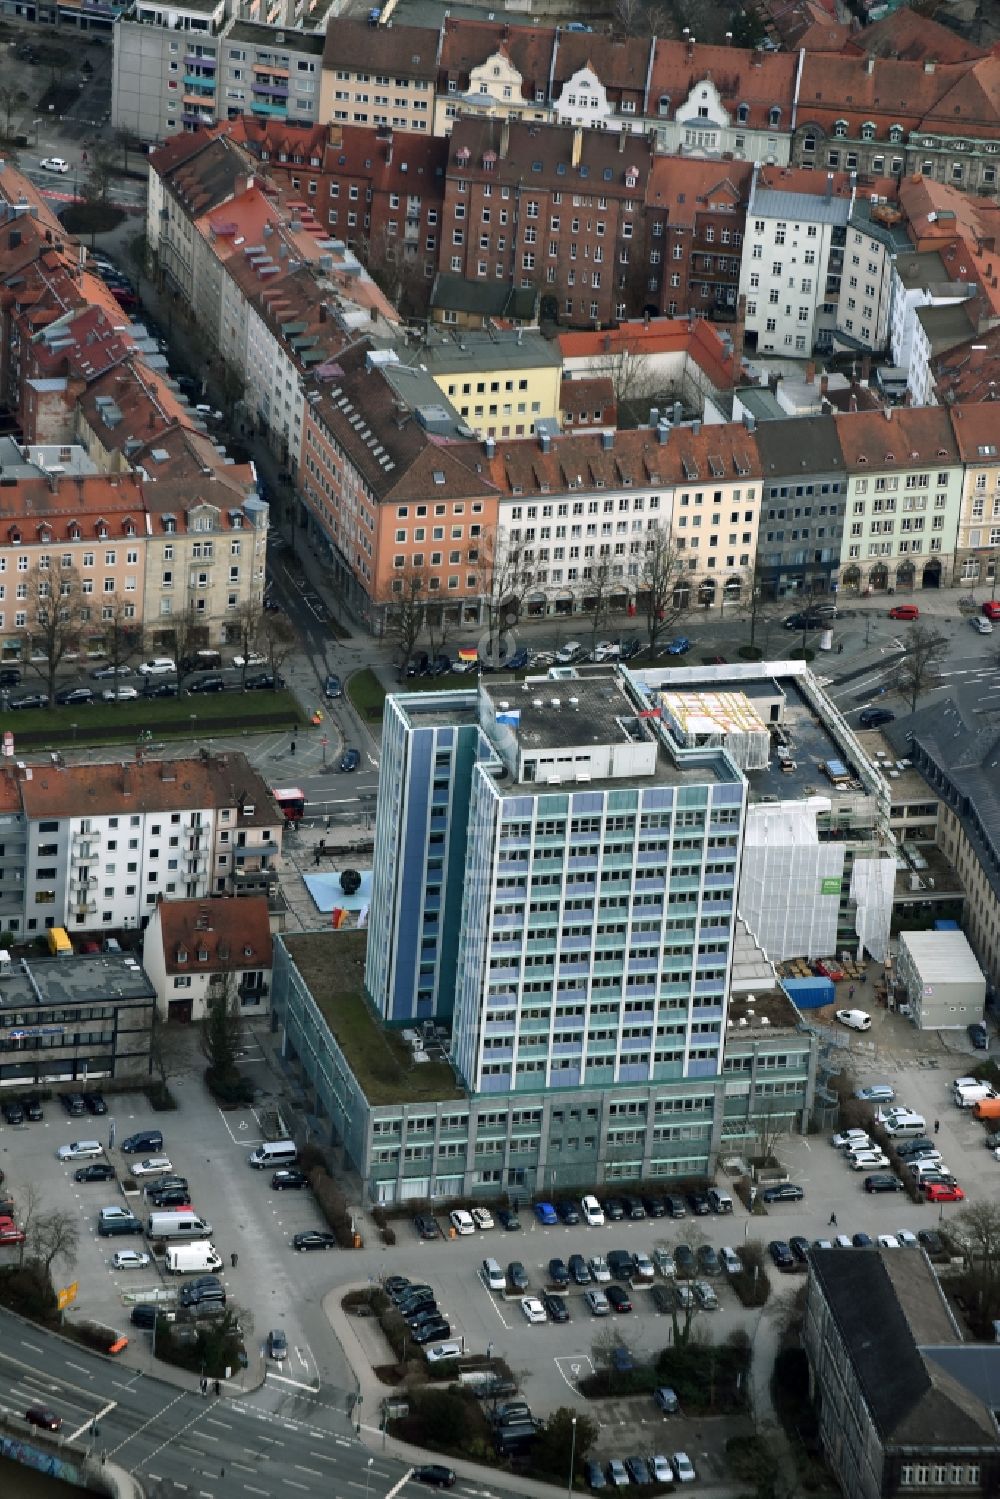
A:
[200,971,244,1077]
[897,622,949,714]
[164,600,210,695]
[737,560,780,654]
[583,553,617,658]
[95,597,144,684]
[592,339,670,427]
[15,1181,41,1271]
[636,525,691,656]
[477,525,536,667]
[258,611,297,687]
[0,83,27,138]
[613,0,670,38]
[382,564,428,677]
[34,1208,80,1280]
[950,1202,1000,1274]
[424,600,454,668]
[25,568,85,704]
[150,1011,196,1093]
[230,600,263,690]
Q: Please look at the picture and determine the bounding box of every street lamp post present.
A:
[567,1415,577,1499]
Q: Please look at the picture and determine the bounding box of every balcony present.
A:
[185,51,216,66]
[72,832,100,853]
[73,899,97,915]
[71,875,97,893]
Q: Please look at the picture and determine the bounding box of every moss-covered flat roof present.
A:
[283,931,465,1106]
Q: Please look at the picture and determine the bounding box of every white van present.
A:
[248,1140,297,1169]
[148,1211,213,1240]
[137,657,177,676]
[954,1080,993,1108]
[885,1114,926,1138]
[481,1257,505,1292]
[166,1241,223,1274]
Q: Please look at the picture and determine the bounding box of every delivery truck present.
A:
[166,1241,223,1274]
[973,1097,1000,1120]
[148,1211,213,1241]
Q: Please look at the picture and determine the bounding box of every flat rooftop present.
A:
[393,689,480,733]
[725,674,871,805]
[409,331,563,375]
[226,20,327,50]
[857,729,930,800]
[728,987,801,1031]
[283,931,465,1106]
[0,953,155,1009]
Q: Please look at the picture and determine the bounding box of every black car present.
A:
[917,1229,945,1257]
[23,1096,42,1121]
[625,1457,651,1486]
[664,1194,687,1219]
[406,1305,442,1330]
[323,674,343,699]
[769,1240,794,1269]
[583,1459,607,1490]
[390,1280,431,1305]
[83,1092,107,1115]
[413,1214,440,1240]
[496,1207,521,1232]
[271,1169,309,1191]
[783,613,826,631]
[56,686,94,706]
[568,1253,591,1285]
[413,1465,457,1489]
[144,1175,188,1194]
[674,1243,696,1277]
[411,1319,451,1345]
[789,1236,811,1265]
[9,693,49,709]
[969,1020,989,1051]
[340,748,361,772]
[604,1196,626,1221]
[429,654,452,676]
[896,1138,936,1159]
[556,1200,580,1225]
[859,707,895,729]
[2,1100,24,1125]
[542,1292,569,1323]
[189,676,226,694]
[852,1232,874,1247]
[180,1285,226,1307]
[864,1173,904,1194]
[505,648,530,670]
[651,1284,676,1313]
[148,1188,190,1207]
[384,1277,410,1298]
[0,667,21,687]
[606,1285,632,1313]
[642,1195,667,1218]
[406,652,430,678]
[547,1257,570,1288]
[760,1182,804,1203]
[622,1195,646,1220]
[245,672,284,691]
[697,1244,722,1275]
[687,1191,710,1216]
[143,681,178,698]
[74,1162,115,1183]
[620,637,643,660]
[61,1092,86,1117]
[398,1292,436,1318]
[507,1261,529,1292]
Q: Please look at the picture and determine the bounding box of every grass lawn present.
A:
[3,689,305,749]
[285,931,464,1105]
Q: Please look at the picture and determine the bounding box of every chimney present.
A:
[601,431,614,450]
[884,405,893,421]
[805,360,816,385]
[384,129,393,166]
[540,431,552,453]
[686,35,695,59]
[121,763,131,796]
[742,411,756,433]
[691,418,701,436]
[820,374,829,397]
[860,354,871,386]
[864,56,875,74]
[657,421,670,444]
[825,173,834,201]
[572,127,583,169]
[500,120,510,159]
[924,58,936,73]
[485,435,496,459]
[618,130,627,153]
[649,407,659,428]
[849,393,858,412]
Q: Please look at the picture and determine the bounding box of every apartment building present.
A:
[754,414,847,597]
[297,341,497,630]
[834,407,963,593]
[112,0,331,141]
[887,249,969,376]
[13,753,282,937]
[646,40,797,164]
[792,48,1000,196]
[433,16,555,136]
[412,328,563,440]
[318,19,437,134]
[550,33,652,135]
[738,166,855,358]
[832,196,910,356]
[949,403,1000,589]
[142,894,273,1021]
[644,157,752,321]
[439,117,654,329]
[804,1249,999,1499]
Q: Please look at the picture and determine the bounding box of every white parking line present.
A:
[554,1353,593,1391]
[69,1398,117,1442]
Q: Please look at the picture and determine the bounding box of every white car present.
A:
[588,1255,611,1283]
[971,616,993,634]
[849,1151,890,1171]
[102,685,139,701]
[130,1156,173,1177]
[520,1296,547,1324]
[112,1249,151,1270]
[591,640,621,662]
[57,1141,103,1160]
[650,1456,673,1483]
[877,1234,900,1249]
[470,1207,494,1231]
[653,1246,675,1278]
[584,1288,610,1316]
[581,1194,605,1227]
[834,1235,853,1249]
[137,658,177,676]
[448,1209,474,1236]
[232,653,267,669]
[835,1008,872,1032]
[632,1251,655,1281]
[425,1341,462,1364]
[40,157,70,174]
[896,1230,919,1248]
[832,1130,871,1150]
[720,1246,743,1276]
[555,640,582,664]
[673,1452,696,1483]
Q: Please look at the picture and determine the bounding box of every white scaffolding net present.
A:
[657,689,771,771]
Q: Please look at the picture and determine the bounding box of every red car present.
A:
[25,1407,62,1431]
[815,960,845,982]
[0,1215,25,1245]
[924,1183,965,1203]
[888,604,919,621]
[983,601,1000,623]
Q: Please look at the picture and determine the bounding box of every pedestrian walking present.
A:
[313,846,321,867]
[200,1377,208,1397]
[231,1250,238,1269]
[849,984,855,1000]
[837,642,844,655]
[290,738,296,756]
[214,1380,221,1397]
[934,1119,940,1135]
[828,1211,837,1227]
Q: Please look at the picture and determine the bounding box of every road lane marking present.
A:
[69,1398,117,1442]
[266,1372,319,1391]
[294,1466,324,1478]
[385,1475,412,1499]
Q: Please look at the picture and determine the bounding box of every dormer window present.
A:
[769,106,781,128]
[8,526,20,545]
[834,119,848,138]
[889,124,904,144]
[68,522,81,541]
[625,170,638,188]
[96,519,108,539]
[737,103,749,125]
[861,121,875,141]
[163,516,176,534]
[243,943,253,958]
[658,93,671,117]
[197,946,208,962]
[124,519,136,536]
[483,150,497,171]
[456,146,471,165]
[176,944,188,964]
[38,525,52,543]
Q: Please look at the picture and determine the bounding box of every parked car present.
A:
[83,1092,107,1115]
[969,1021,989,1050]
[654,1386,680,1414]
[293,1231,337,1251]
[339,748,361,772]
[606,1285,632,1313]
[449,1209,475,1236]
[888,604,919,620]
[266,1329,288,1361]
[584,1288,610,1316]
[542,1292,569,1323]
[693,1280,719,1310]
[520,1296,547,1324]
[588,1256,611,1283]
[413,1215,440,1240]
[924,1183,965,1203]
[9,693,49,709]
[102,685,139,701]
[720,1246,743,1276]
[864,1173,904,1193]
[547,1257,570,1288]
[581,1195,605,1227]
[674,1243,696,1277]
[768,1240,795,1269]
[568,1253,591,1285]
[270,1169,309,1190]
[971,616,993,635]
[859,707,895,729]
[761,1183,804,1203]
[854,1085,895,1102]
[664,636,691,655]
[604,1197,627,1221]
[56,686,94,706]
[188,676,225,694]
[696,1245,721,1276]
[507,1261,529,1292]
[534,1201,558,1225]
[836,1008,872,1031]
[496,1207,521,1232]
[555,1199,580,1225]
[470,1207,494,1230]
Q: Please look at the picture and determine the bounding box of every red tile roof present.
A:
[645,157,753,225]
[438,16,556,98]
[833,406,960,470]
[0,474,145,542]
[156,895,272,976]
[18,754,278,821]
[649,40,798,132]
[558,317,743,392]
[843,11,987,65]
